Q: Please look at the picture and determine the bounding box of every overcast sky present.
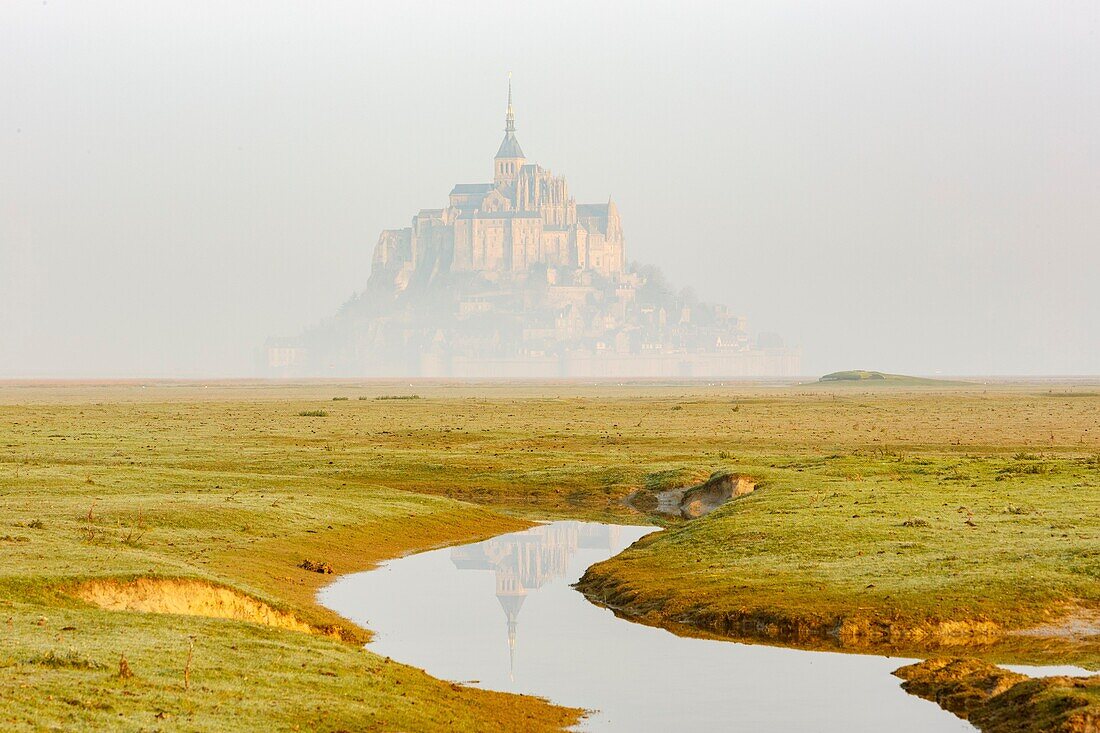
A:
[2,1,1098,377]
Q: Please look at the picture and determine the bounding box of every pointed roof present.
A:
[496,133,525,159]
[495,75,525,159]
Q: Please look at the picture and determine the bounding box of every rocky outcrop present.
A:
[679,473,756,519]
[625,471,756,520]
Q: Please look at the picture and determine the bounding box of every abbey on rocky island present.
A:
[370,78,625,288]
[266,81,800,378]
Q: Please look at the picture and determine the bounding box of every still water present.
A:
[318,522,1074,731]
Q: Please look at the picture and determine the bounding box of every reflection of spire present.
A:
[506,610,519,680]
[451,521,609,682]
[496,568,526,682]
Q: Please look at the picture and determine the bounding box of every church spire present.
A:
[494,73,525,183]
[505,72,515,133]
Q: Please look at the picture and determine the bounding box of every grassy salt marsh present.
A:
[0,380,1097,730]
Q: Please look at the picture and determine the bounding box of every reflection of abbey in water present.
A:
[450,522,621,679]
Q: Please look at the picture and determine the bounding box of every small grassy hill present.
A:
[818,370,972,387]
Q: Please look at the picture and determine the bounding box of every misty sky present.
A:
[2,1,1098,377]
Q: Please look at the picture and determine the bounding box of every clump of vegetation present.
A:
[29,650,105,670]
[184,636,196,691]
[997,461,1054,479]
[297,410,328,417]
[80,500,102,543]
[121,512,148,547]
[894,657,1100,733]
[331,397,348,401]
[26,518,45,529]
[298,559,334,574]
[118,653,133,680]
[374,395,421,400]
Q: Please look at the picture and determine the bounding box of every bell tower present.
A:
[494,74,526,188]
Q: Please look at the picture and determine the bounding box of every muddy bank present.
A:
[894,657,1100,732]
[625,471,756,519]
[576,568,1007,650]
[576,562,1100,665]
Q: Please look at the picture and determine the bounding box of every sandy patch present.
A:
[1016,606,1100,642]
[74,577,317,634]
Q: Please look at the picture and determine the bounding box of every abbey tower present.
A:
[370,80,626,289]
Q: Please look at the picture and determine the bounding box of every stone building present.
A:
[371,80,626,288]
[266,81,802,378]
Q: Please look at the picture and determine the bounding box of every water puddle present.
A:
[318,521,1079,731]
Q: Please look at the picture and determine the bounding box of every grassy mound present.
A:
[577,448,1100,664]
[818,370,972,386]
[894,657,1100,732]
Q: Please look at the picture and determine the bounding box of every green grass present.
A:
[0,380,1098,728]
[0,385,588,731]
[580,450,1099,662]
